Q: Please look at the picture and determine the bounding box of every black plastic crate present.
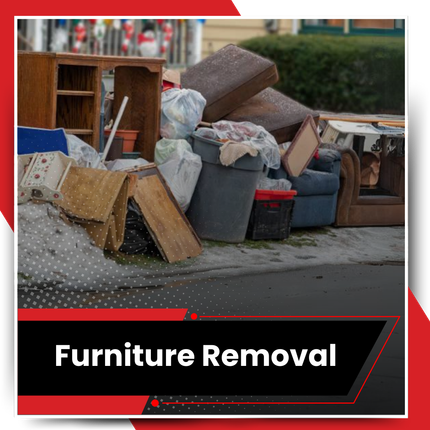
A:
[246,199,295,240]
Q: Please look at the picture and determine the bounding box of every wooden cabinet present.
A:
[18,51,165,161]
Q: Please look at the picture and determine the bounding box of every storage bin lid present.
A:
[255,190,297,200]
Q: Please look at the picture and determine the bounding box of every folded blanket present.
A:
[219,139,258,166]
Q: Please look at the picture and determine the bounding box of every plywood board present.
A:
[122,164,202,247]
[58,167,127,222]
[282,115,321,177]
[134,175,202,263]
[57,167,129,251]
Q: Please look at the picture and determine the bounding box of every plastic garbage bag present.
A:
[160,88,206,140]
[212,121,280,169]
[194,127,218,141]
[67,134,106,170]
[158,147,202,212]
[154,138,192,166]
[258,177,292,191]
[106,158,149,172]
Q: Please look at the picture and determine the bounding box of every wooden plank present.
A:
[57,90,95,96]
[133,175,202,263]
[18,53,57,129]
[319,113,405,127]
[56,168,129,252]
[56,96,95,130]
[58,167,128,223]
[114,66,162,161]
[119,164,201,248]
[64,129,93,135]
[57,64,97,91]
[127,173,138,198]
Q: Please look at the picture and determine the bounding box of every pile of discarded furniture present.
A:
[17,46,405,264]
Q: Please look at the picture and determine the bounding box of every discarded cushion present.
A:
[224,88,319,144]
[181,44,278,122]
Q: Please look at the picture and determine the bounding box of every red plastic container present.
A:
[254,189,297,201]
[255,190,297,207]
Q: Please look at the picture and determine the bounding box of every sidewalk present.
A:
[18,202,405,291]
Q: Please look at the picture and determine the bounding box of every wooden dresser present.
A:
[18,51,165,161]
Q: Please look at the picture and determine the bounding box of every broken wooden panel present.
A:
[282,115,321,177]
[120,163,201,246]
[114,66,162,162]
[133,175,202,263]
[56,166,129,251]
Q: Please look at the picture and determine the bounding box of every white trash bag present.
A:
[106,158,149,172]
[160,88,206,140]
[154,138,193,166]
[258,177,292,191]
[67,134,106,170]
[158,148,202,212]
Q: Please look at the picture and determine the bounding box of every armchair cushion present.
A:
[268,148,341,228]
[289,169,340,196]
[269,149,341,196]
[307,149,342,173]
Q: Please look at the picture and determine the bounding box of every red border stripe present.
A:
[199,315,401,318]
[18,309,188,321]
[18,395,149,415]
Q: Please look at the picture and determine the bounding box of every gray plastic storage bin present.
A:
[187,134,264,243]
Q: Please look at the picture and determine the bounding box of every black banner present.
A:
[18,320,385,396]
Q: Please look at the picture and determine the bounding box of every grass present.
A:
[203,239,276,250]
[105,251,168,267]
[203,227,336,250]
[240,240,276,250]
[284,227,337,248]
[104,250,195,268]
[106,227,337,266]
[285,236,318,248]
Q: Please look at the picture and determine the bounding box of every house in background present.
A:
[17,19,405,68]
[300,19,405,36]
[202,19,296,58]
[201,18,404,59]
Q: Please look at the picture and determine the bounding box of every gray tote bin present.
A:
[187,134,264,243]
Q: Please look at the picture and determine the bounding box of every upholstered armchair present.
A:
[269,149,341,228]
[328,137,405,227]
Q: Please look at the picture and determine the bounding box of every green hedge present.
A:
[240,34,405,115]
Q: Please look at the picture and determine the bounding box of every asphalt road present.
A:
[18,263,405,416]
